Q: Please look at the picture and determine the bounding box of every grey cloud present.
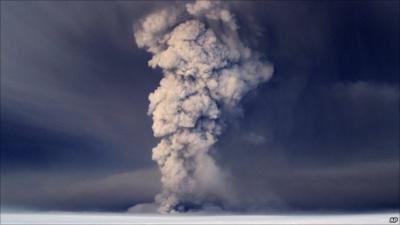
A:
[332,81,399,102]
[1,168,161,211]
[134,0,273,212]
[229,160,399,211]
[241,132,267,146]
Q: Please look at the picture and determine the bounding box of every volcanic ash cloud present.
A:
[134,0,273,213]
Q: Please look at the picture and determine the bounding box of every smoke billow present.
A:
[134,0,273,213]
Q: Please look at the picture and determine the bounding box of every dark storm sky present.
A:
[1,1,399,212]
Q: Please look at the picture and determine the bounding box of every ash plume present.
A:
[134,0,273,213]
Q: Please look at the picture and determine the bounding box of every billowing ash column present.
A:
[134,0,273,213]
